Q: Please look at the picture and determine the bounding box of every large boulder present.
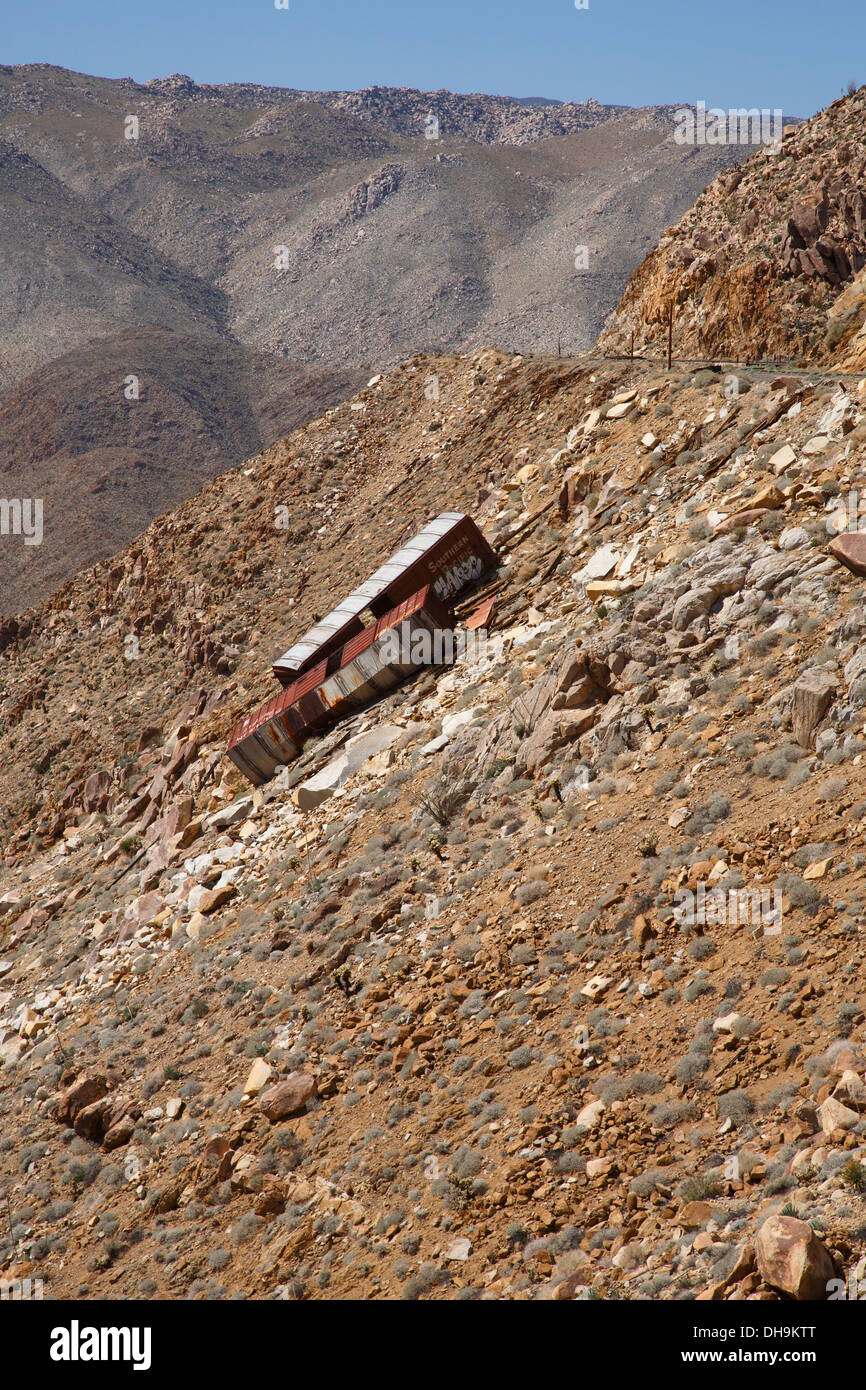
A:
[82,769,112,813]
[259,1074,318,1122]
[54,1073,109,1125]
[756,1215,834,1300]
[297,725,403,811]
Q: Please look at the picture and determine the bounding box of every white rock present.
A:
[577,544,620,584]
[816,392,853,435]
[802,435,829,456]
[420,734,450,756]
[616,542,641,578]
[206,797,253,831]
[770,444,797,475]
[575,1099,605,1129]
[778,526,809,550]
[447,1237,472,1261]
[441,709,476,738]
[297,725,403,810]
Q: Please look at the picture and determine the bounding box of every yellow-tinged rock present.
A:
[515,463,539,486]
[585,578,624,601]
[580,974,613,1000]
[803,858,830,880]
[750,483,785,510]
[770,444,797,474]
[243,1058,273,1097]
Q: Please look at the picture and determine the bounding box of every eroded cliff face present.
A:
[597,88,866,367]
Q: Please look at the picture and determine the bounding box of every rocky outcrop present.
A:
[597,86,866,364]
[472,640,618,777]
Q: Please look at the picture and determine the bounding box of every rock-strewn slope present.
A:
[4,348,866,1301]
[596,87,866,366]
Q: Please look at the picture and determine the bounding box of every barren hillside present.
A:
[0,327,365,613]
[3,343,866,1301]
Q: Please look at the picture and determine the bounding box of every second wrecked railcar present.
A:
[226,586,455,786]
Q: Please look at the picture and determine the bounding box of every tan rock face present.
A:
[259,1074,318,1122]
[828,532,866,576]
[756,1215,834,1300]
[792,669,836,748]
[243,1059,273,1097]
[596,88,866,366]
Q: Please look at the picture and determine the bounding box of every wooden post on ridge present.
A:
[670,297,678,369]
[667,299,675,371]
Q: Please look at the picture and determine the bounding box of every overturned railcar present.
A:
[227,586,455,786]
[271,511,497,685]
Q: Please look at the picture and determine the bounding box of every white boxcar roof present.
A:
[274,513,466,675]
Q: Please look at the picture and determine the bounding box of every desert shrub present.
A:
[717,1089,754,1124]
[415,773,473,827]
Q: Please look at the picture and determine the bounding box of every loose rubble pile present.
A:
[4,336,866,1300]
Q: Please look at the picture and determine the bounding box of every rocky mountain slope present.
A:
[3,343,866,1301]
[0,65,752,617]
[0,65,743,388]
[597,87,866,367]
[0,327,365,613]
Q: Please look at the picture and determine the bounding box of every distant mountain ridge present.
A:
[0,64,746,614]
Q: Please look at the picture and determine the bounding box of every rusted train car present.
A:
[227,587,453,786]
[226,512,497,787]
[271,511,497,685]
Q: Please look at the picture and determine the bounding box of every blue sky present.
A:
[4,0,863,118]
